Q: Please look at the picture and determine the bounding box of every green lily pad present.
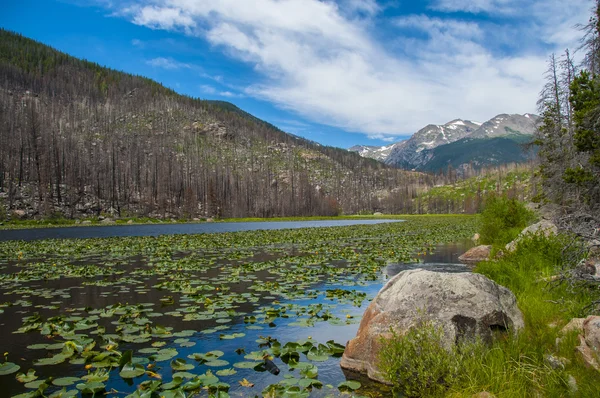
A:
[151,348,178,362]
[52,377,82,386]
[48,388,78,398]
[171,358,194,371]
[233,361,261,369]
[16,369,38,383]
[24,379,47,389]
[76,381,106,394]
[216,368,237,376]
[0,362,21,375]
[119,363,145,379]
[204,359,229,367]
[338,380,361,391]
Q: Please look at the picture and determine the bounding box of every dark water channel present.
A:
[0,227,472,397]
[0,220,403,242]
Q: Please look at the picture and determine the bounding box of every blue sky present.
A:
[0,0,592,148]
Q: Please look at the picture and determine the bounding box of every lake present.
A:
[0,219,402,241]
[0,216,476,397]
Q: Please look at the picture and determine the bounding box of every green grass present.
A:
[478,195,536,246]
[451,234,598,397]
[378,230,600,397]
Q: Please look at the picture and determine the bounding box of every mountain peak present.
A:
[350,113,539,170]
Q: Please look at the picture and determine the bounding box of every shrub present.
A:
[378,320,460,397]
[479,195,535,246]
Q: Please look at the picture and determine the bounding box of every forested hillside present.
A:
[0,29,436,219]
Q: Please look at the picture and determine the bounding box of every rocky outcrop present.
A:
[458,245,492,265]
[340,269,524,382]
[505,220,558,252]
[560,316,600,371]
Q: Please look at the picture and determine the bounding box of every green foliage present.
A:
[378,320,459,397]
[418,167,535,214]
[456,234,599,397]
[565,70,600,204]
[422,135,535,173]
[379,233,598,397]
[479,196,535,245]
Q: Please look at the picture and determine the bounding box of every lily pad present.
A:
[0,362,21,375]
[16,369,38,383]
[119,363,145,379]
[171,358,195,371]
[233,361,261,369]
[338,380,361,391]
[216,368,237,376]
[52,377,82,387]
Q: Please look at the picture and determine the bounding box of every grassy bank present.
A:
[379,199,599,397]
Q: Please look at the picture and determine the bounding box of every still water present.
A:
[0,219,403,241]
[0,222,471,397]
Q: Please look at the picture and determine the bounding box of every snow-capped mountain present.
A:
[349,114,539,171]
[347,144,396,162]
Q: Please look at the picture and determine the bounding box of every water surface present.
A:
[0,219,402,241]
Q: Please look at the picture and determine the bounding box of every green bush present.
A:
[479,195,535,246]
[378,320,460,397]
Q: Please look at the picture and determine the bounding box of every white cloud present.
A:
[200,84,217,94]
[115,0,589,136]
[430,0,521,14]
[146,57,191,69]
[200,84,243,98]
[368,133,399,142]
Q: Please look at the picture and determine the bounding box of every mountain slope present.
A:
[421,134,535,172]
[0,29,429,219]
[350,114,538,171]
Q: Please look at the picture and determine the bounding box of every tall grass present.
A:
[378,217,600,397]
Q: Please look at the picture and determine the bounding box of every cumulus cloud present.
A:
[113,0,589,135]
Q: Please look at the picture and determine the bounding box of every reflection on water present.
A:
[384,239,473,278]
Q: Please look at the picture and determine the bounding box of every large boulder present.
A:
[458,245,492,265]
[505,220,558,252]
[340,269,524,382]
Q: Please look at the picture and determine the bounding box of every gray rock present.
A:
[505,220,558,252]
[81,220,92,225]
[100,218,114,224]
[576,334,599,371]
[561,318,585,334]
[583,316,600,361]
[458,245,492,265]
[544,354,566,370]
[340,269,524,382]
